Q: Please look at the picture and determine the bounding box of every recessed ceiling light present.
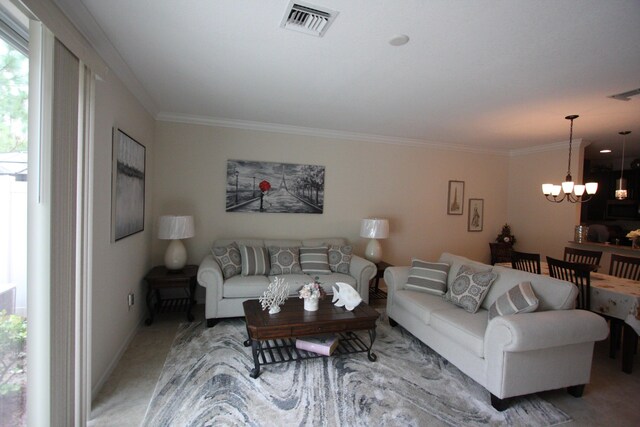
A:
[389,34,409,46]
[600,149,612,153]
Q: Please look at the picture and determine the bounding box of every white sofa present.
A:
[385,252,609,411]
[197,237,376,327]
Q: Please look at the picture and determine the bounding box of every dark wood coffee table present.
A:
[243,298,379,378]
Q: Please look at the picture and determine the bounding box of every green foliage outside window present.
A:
[0,39,28,154]
[0,310,26,395]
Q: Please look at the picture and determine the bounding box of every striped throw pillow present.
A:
[405,259,450,295]
[240,245,270,276]
[488,281,539,320]
[299,246,331,274]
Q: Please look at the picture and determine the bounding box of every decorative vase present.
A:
[633,238,640,249]
[304,297,319,311]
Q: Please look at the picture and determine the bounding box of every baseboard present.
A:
[91,313,146,400]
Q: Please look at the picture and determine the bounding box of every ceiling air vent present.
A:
[281,1,338,37]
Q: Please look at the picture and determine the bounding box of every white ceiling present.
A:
[54,0,640,159]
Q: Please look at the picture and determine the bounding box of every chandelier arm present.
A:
[545,194,565,203]
[566,193,593,203]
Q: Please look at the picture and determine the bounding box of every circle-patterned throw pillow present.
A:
[328,245,353,274]
[268,247,302,275]
[211,242,242,279]
[444,264,498,313]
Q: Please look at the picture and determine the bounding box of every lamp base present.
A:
[364,239,382,264]
[164,239,187,271]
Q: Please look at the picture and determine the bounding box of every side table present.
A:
[144,265,198,325]
[370,261,392,299]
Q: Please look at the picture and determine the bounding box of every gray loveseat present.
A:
[385,252,609,410]
[197,237,376,326]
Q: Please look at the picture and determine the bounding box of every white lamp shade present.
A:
[541,183,554,195]
[561,180,574,194]
[585,182,598,195]
[360,219,389,239]
[158,215,195,240]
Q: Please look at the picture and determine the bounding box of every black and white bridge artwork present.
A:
[225,160,325,214]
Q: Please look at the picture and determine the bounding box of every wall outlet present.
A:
[128,293,135,309]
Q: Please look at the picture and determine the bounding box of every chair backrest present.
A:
[511,250,541,274]
[547,256,592,310]
[563,247,602,271]
[609,254,640,281]
[489,242,512,265]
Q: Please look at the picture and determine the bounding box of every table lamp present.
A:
[360,218,389,264]
[158,215,195,271]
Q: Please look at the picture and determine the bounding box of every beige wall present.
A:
[152,121,510,284]
[91,73,155,394]
[507,143,584,260]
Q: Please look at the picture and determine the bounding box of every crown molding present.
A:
[509,138,588,157]
[156,112,509,156]
[50,0,158,116]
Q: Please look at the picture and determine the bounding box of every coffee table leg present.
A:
[367,328,377,362]
[249,340,261,378]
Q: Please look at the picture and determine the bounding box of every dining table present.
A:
[497,261,640,373]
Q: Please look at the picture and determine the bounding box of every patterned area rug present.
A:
[142,315,571,426]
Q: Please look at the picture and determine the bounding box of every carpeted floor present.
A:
[141,315,571,426]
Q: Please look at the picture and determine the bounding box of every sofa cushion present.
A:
[223,275,271,298]
[444,265,497,313]
[394,290,455,324]
[211,242,242,279]
[264,239,303,248]
[405,258,450,295]
[328,245,353,273]
[300,246,332,274]
[438,253,489,288]
[488,281,539,320]
[483,265,577,311]
[302,237,347,247]
[430,308,488,358]
[240,245,271,276]
[268,246,302,275]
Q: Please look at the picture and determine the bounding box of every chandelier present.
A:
[615,131,630,200]
[542,115,598,203]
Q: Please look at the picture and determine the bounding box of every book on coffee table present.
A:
[296,335,339,356]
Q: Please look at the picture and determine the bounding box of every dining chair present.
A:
[546,256,592,310]
[563,247,602,271]
[609,254,640,281]
[607,253,640,358]
[511,250,541,274]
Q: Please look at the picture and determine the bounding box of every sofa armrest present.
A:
[349,255,376,302]
[485,309,609,354]
[197,254,223,301]
[383,266,409,308]
[383,267,409,293]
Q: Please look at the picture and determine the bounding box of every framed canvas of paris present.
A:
[447,180,464,215]
[468,199,484,232]
[225,160,325,214]
[112,128,146,241]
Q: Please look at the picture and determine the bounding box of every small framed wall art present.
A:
[447,180,464,215]
[468,198,484,232]
[112,128,146,241]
